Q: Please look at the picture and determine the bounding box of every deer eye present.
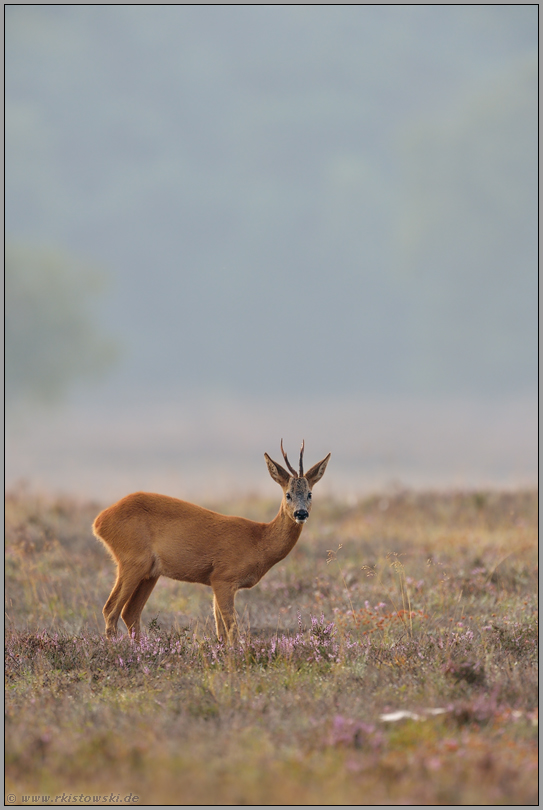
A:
[307,492,312,499]
[286,493,292,500]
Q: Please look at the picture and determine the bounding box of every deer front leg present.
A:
[213,594,228,641]
[211,581,238,644]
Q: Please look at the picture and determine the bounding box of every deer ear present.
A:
[264,453,291,487]
[304,453,331,487]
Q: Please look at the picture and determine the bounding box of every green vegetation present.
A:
[5,488,538,805]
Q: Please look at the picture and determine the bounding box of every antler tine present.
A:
[299,440,305,477]
[280,438,298,478]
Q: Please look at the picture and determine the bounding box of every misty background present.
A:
[5,5,538,500]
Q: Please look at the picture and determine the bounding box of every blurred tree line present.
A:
[5,243,117,405]
[398,54,537,393]
[5,6,537,403]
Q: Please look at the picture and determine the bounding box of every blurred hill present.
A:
[5,6,538,403]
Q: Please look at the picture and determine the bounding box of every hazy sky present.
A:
[5,6,538,496]
[6,5,537,402]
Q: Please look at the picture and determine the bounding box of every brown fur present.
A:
[93,445,330,642]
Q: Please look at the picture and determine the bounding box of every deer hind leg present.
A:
[103,575,124,639]
[103,561,152,639]
[121,576,159,641]
[211,581,238,644]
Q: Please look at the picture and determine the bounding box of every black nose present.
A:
[294,509,309,521]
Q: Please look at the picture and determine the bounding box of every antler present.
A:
[299,440,305,477]
[280,439,298,478]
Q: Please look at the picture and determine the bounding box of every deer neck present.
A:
[261,505,304,566]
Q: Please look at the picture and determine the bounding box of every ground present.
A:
[5,487,538,805]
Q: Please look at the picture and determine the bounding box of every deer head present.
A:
[264,440,331,524]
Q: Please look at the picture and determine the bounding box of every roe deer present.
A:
[93,441,330,642]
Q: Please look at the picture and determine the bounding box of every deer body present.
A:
[93,442,330,642]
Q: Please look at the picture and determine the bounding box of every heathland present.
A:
[5,488,538,805]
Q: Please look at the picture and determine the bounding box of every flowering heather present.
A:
[5,488,538,805]
[6,614,356,681]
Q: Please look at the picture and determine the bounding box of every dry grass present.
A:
[5,487,538,805]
